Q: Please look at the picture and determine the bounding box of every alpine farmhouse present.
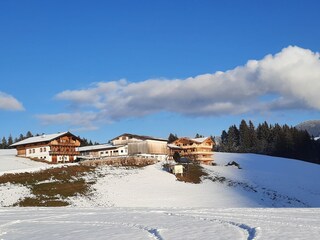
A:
[170,137,214,165]
[11,132,81,163]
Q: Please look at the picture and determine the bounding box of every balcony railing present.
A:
[49,143,80,147]
[49,151,80,155]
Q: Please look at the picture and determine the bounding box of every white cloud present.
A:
[38,45,320,127]
[0,92,24,111]
[37,112,100,131]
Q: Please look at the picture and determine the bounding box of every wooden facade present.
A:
[11,132,81,163]
[171,137,214,165]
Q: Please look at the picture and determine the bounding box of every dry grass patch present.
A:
[0,165,95,207]
[175,164,208,184]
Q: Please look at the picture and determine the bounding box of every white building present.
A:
[77,144,128,159]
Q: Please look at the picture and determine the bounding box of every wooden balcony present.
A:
[49,143,80,147]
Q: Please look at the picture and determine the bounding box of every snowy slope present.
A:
[70,152,320,208]
[1,150,320,208]
[204,152,320,207]
[0,149,71,176]
[0,149,48,175]
[1,150,320,239]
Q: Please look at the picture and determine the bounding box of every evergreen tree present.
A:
[7,134,13,147]
[26,131,33,138]
[18,134,24,141]
[173,151,181,162]
[219,130,228,152]
[226,125,239,152]
[256,122,271,154]
[239,120,250,152]
[195,133,204,138]
[220,120,320,164]
[1,137,8,149]
[248,121,258,152]
[168,133,178,143]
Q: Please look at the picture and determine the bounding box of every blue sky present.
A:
[1,0,320,143]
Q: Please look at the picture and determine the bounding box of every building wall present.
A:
[98,145,128,157]
[79,145,128,159]
[25,145,52,162]
[15,133,81,163]
[128,140,167,155]
[173,138,214,164]
[112,136,142,146]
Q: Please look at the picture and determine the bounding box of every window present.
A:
[33,149,35,153]
[40,148,42,152]
[29,149,32,154]
[43,147,46,152]
[121,150,123,153]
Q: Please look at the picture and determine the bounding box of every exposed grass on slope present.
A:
[175,164,208,184]
[0,165,95,207]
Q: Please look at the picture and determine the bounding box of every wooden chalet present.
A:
[10,132,81,163]
[170,137,214,165]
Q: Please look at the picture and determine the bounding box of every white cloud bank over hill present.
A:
[38,46,320,128]
[0,91,24,111]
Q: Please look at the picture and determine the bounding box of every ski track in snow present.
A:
[164,211,258,240]
[1,208,320,240]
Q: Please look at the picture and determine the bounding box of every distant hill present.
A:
[295,120,320,138]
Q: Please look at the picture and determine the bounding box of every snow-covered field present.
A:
[1,149,320,239]
[70,152,320,208]
[0,208,319,240]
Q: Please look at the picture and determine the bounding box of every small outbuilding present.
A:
[171,164,184,175]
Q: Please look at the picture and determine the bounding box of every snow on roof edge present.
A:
[10,132,69,147]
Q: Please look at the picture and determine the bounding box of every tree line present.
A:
[218,120,320,164]
[0,131,98,149]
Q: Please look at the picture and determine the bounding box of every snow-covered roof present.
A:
[176,137,211,143]
[190,137,209,143]
[167,144,182,149]
[111,133,167,142]
[77,144,119,152]
[10,132,70,147]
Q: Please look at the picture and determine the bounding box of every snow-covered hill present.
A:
[1,150,319,208]
[295,120,320,138]
[1,150,320,239]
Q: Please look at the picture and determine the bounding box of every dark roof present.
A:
[111,133,167,142]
